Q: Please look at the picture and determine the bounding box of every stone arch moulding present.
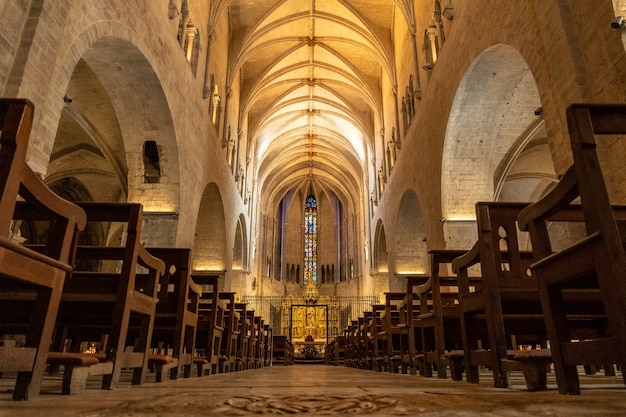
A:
[192,182,227,275]
[373,219,388,275]
[42,23,181,215]
[394,189,428,276]
[233,213,249,272]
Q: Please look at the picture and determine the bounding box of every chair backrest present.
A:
[518,104,626,326]
[148,248,195,315]
[0,99,33,234]
[475,201,535,290]
[4,99,86,264]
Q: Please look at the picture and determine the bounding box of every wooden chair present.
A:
[146,248,201,380]
[0,99,86,400]
[193,273,225,376]
[452,202,550,390]
[51,202,165,390]
[518,104,626,394]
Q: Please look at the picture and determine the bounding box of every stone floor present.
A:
[1,365,625,416]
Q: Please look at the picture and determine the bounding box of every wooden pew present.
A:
[246,310,258,369]
[273,335,294,365]
[413,250,470,379]
[381,292,410,373]
[518,104,626,394]
[344,320,360,368]
[234,302,250,371]
[369,304,387,371]
[217,292,240,373]
[398,279,427,375]
[193,273,225,376]
[146,248,201,381]
[0,99,86,400]
[254,316,267,368]
[358,314,372,369]
[51,202,165,390]
[452,202,550,390]
[263,324,273,367]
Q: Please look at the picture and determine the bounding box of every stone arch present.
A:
[440,44,561,248]
[394,190,428,275]
[373,219,388,274]
[43,25,180,213]
[233,213,248,272]
[192,182,227,273]
[442,44,545,211]
[442,44,543,220]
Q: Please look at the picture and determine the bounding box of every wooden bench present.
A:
[381,292,411,373]
[398,278,429,375]
[452,202,550,390]
[0,99,87,400]
[46,351,102,395]
[413,250,471,379]
[369,304,387,371]
[245,310,259,369]
[217,291,239,373]
[273,335,294,365]
[357,314,372,369]
[263,323,273,367]
[253,316,266,368]
[193,273,225,376]
[344,320,359,368]
[234,302,250,371]
[146,248,201,381]
[518,104,626,394]
[50,202,165,390]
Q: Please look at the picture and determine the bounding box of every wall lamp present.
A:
[612,16,625,29]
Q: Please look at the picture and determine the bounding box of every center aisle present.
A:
[1,365,626,416]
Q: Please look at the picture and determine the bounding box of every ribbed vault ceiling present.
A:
[228,0,399,207]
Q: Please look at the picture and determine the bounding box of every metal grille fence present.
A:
[240,295,379,339]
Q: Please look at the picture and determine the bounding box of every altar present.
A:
[290,304,328,360]
[294,341,326,360]
[290,305,327,340]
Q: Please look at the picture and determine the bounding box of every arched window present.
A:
[303,194,317,285]
[143,140,161,184]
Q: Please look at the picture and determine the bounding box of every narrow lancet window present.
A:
[303,194,317,285]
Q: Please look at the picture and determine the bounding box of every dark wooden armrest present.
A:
[19,168,87,230]
[451,241,480,274]
[0,237,72,272]
[411,277,433,297]
[518,166,578,231]
[452,242,481,297]
[187,277,202,297]
[137,243,166,276]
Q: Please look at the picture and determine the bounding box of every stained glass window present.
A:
[304,194,317,284]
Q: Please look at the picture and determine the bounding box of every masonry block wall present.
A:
[1,0,625,302]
